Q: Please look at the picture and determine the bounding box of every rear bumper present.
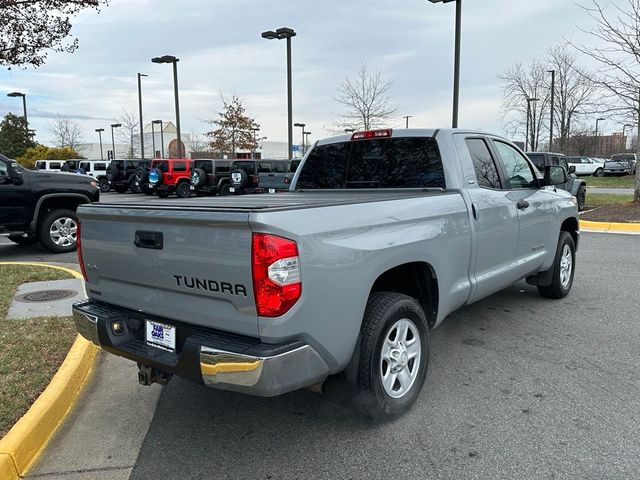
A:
[72,300,329,397]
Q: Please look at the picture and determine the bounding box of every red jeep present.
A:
[148,159,193,198]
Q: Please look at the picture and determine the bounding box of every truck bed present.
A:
[97,190,449,212]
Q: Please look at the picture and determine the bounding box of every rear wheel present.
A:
[156,190,170,198]
[537,231,576,299]
[98,178,110,193]
[352,292,429,420]
[8,234,39,246]
[176,182,191,198]
[38,209,79,253]
[576,186,586,211]
[130,181,142,194]
[594,168,604,177]
[218,183,231,196]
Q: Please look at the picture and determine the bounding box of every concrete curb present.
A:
[0,262,99,479]
[581,220,640,234]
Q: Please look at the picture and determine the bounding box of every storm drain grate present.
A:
[16,289,78,303]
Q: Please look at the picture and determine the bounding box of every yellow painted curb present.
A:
[581,220,640,233]
[0,262,99,479]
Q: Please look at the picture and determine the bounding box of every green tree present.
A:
[0,113,36,158]
[206,95,261,157]
[17,145,83,168]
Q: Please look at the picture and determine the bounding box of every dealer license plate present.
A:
[146,320,176,353]
[229,187,236,192]
[190,185,195,190]
[269,188,276,194]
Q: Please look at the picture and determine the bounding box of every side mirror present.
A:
[568,165,576,174]
[544,165,567,186]
[7,161,23,185]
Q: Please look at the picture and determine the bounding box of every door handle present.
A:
[471,202,479,221]
[516,199,530,210]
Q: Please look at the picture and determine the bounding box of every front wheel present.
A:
[38,209,79,253]
[537,231,576,299]
[98,178,110,193]
[576,186,586,211]
[594,168,604,177]
[353,292,430,420]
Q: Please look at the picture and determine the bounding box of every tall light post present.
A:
[251,127,260,159]
[294,122,305,156]
[622,124,633,153]
[137,73,148,158]
[403,115,412,128]
[548,69,556,150]
[7,92,28,135]
[262,27,296,159]
[428,0,462,128]
[151,121,157,158]
[595,117,605,157]
[304,131,311,153]
[525,97,538,152]
[95,128,104,160]
[110,123,121,159]
[151,55,182,157]
[152,120,164,159]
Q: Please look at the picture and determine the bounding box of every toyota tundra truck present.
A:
[73,129,579,419]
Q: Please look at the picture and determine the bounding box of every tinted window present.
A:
[290,159,301,172]
[297,137,445,189]
[173,161,187,172]
[233,161,256,175]
[274,163,285,173]
[94,163,106,171]
[566,157,578,164]
[49,162,61,169]
[466,138,501,189]
[258,162,272,173]
[195,160,213,174]
[526,153,545,168]
[494,141,536,189]
[215,163,230,174]
[35,161,46,169]
[80,162,90,171]
[0,159,7,176]
[153,160,169,172]
[66,161,78,169]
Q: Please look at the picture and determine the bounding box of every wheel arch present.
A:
[31,194,90,231]
[561,216,579,250]
[369,262,439,329]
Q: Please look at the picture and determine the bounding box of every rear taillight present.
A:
[252,176,259,186]
[284,177,291,184]
[252,233,301,317]
[351,129,392,140]
[76,221,88,281]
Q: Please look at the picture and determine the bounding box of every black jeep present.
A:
[0,154,99,253]
[189,159,232,196]
[526,152,587,210]
[106,159,152,194]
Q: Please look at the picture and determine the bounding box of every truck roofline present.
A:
[316,128,510,146]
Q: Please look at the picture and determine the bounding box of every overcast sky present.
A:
[0,0,611,148]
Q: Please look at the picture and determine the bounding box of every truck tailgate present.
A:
[78,205,258,336]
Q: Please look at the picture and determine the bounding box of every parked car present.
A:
[259,159,301,192]
[526,152,587,210]
[34,160,65,172]
[565,156,604,177]
[605,153,636,175]
[73,128,579,420]
[106,159,151,193]
[77,160,111,192]
[228,160,262,194]
[148,158,193,198]
[0,153,99,253]
[189,159,232,196]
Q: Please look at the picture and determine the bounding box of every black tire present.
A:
[594,168,604,177]
[106,165,119,182]
[537,231,576,299]
[191,168,206,187]
[114,184,128,194]
[130,181,142,194]
[156,189,170,198]
[218,183,231,196]
[576,186,586,211]
[352,292,430,420]
[98,178,110,193]
[135,167,149,183]
[230,169,248,189]
[38,209,79,253]
[176,181,191,198]
[8,234,39,246]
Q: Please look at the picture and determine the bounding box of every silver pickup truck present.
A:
[73,129,579,419]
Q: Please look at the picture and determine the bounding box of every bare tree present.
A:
[186,132,210,155]
[49,115,84,153]
[334,63,396,131]
[546,44,598,152]
[116,110,140,158]
[574,0,640,201]
[0,0,105,68]
[499,61,551,152]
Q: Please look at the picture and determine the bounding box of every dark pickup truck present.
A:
[0,154,99,252]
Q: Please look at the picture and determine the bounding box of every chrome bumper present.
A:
[200,345,329,397]
[73,300,330,397]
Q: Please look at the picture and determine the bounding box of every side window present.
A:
[0,159,7,176]
[493,141,536,189]
[465,138,501,189]
[50,162,61,169]
[275,163,285,173]
[215,163,230,174]
[173,162,187,172]
[258,162,272,173]
[35,161,46,170]
[94,163,106,171]
[80,162,90,171]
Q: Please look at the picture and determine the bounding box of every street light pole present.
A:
[262,27,296,159]
[110,123,121,159]
[403,115,412,128]
[428,0,462,128]
[151,55,182,157]
[152,120,165,159]
[595,117,605,157]
[294,122,305,156]
[548,69,555,150]
[251,127,260,159]
[137,73,147,159]
[95,128,104,160]
[304,131,311,154]
[151,122,156,158]
[7,92,28,135]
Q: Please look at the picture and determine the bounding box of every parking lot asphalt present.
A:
[124,232,640,480]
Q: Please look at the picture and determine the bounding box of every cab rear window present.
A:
[296,137,445,189]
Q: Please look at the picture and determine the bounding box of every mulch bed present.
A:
[581,202,640,223]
